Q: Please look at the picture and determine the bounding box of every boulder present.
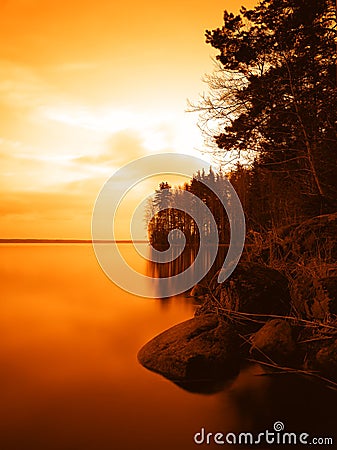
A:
[250,319,296,364]
[138,315,240,390]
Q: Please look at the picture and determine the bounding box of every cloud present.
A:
[0,60,55,110]
[72,128,167,180]
[50,62,98,73]
[0,190,88,218]
[0,188,95,238]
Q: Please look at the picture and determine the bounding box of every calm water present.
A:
[1,245,336,450]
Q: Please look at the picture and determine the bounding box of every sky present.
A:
[0,0,256,239]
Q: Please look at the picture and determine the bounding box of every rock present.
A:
[198,262,291,318]
[250,319,296,364]
[315,339,337,379]
[138,315,240,390]
[287,212,337,262]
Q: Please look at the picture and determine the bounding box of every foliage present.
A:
[147,169,230,246]
[193,0,337,215]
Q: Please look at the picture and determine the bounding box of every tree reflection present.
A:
[147,244,228,298]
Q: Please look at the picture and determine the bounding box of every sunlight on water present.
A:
[0,245,216,450]
[1,245,336,450]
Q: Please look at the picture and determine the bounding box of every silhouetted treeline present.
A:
[147,169,231,247]
[148,158,337,248]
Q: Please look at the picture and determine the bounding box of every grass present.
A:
[193,223,337,390]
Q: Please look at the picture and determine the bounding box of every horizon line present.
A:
[0,238,149,244]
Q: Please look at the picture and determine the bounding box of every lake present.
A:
[0,244,336,449]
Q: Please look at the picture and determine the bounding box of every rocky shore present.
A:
[138,213,337,391]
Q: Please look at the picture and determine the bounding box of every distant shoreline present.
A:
[0,239,148,244]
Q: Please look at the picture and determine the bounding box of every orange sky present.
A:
[0,0,257,239]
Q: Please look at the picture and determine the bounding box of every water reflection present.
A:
[147,244,228,297]
[174,374,238,395]
[1,245,336,450]
[222,364,337,441]
[145,245,337,444]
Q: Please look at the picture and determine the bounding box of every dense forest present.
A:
[148,0,337,243]
[147,170,230,246]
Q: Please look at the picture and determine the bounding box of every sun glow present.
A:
[0,0,255,239]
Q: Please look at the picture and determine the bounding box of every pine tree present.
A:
[196,0,337,215]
